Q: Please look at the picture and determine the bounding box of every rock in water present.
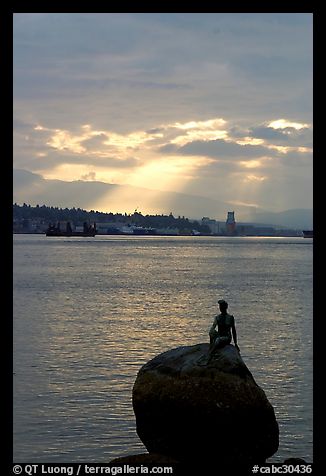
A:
[132,343,279,465]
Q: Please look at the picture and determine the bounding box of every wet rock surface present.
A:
[132,343,279,465]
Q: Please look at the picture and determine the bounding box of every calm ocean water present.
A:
[13,234,313,463]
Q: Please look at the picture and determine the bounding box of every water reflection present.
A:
[13,235,312,462]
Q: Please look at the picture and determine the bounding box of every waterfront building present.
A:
[201,217,220,234]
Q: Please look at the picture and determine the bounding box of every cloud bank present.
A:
[13,13,313,213]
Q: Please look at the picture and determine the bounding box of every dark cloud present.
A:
[13,13,313,133]
[15,150,141,172]
[249,125,312,147]
[160,139,275,159]
[250,126,287,140]
[228,126,250,138]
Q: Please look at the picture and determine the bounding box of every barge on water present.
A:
[302,230,313,238]
[46,221,97,237]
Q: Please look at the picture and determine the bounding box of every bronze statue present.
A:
[207,300,240,360]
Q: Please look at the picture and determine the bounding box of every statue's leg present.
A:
[218,336,231,348]
[208,337,220,359]
[207,336,231,362]
[198,331,219,366]
[209,330,218,347]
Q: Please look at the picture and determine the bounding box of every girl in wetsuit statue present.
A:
[208,299,240,358]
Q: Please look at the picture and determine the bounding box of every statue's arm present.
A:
[209,316,217,336]
[231,322,237,343]
[231,318,240,351]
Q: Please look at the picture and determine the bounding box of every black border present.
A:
[8,5,318,473]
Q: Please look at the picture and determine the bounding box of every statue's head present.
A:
[218,299,228,311]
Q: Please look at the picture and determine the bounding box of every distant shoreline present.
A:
[13,232,308,238]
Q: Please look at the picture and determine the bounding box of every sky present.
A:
[13,13,313,216]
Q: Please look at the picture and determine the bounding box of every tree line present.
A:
[13,203,211,233]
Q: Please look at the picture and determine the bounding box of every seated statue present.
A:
[207,299,240,361]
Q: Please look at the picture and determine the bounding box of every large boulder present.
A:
[132,343,279,465]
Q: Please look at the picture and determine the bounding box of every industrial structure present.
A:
[226,211,236,235]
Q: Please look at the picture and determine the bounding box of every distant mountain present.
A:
[13,168,247,219]
[13,169,312,229]
[243,209,313,230]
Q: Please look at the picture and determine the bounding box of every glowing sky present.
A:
[13,13,313,215]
